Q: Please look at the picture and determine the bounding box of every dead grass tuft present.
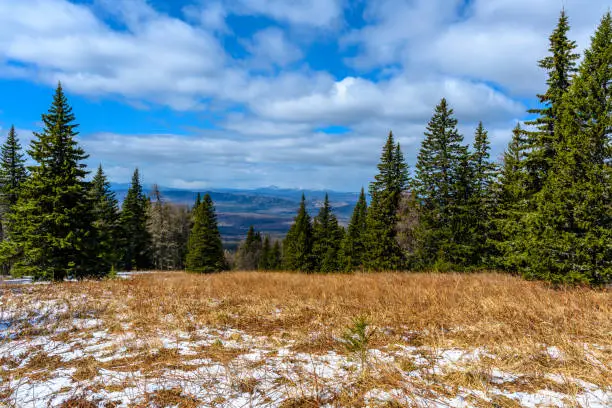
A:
[145,387,200,408]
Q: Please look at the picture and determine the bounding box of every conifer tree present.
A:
[259,235,272,270]
[469,122,498,266]
[283,194,313,272]
[340,188,367,271]
[90,165,121,275]
[363,132,408,271]
[0,125,27,241]
[312,193,343,272]
[186,193,226,272]
[236,225,263,270]
[524,10,580,195]
[525,13,612,284]
[493,124,530,270]
[147,185,177,270]
[271,240,282,270]
[120,168,151,271]
[8,83,96,280]
[412,99,471,269]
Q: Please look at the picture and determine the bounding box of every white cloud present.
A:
[81,130,385,190]
[346,0,612,96]
[182,1,228,32]
[2,0,607,189]
[243,27,303,68]
[253,76,523,125]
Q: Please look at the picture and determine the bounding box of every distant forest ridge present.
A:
[111,184,360,247]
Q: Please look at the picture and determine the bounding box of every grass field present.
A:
[1,272,610,407]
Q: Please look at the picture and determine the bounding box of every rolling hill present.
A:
[112,185,360,247]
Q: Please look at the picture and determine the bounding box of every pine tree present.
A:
[469,122,498,266]
[8,83,96,280]
[412,99,471,269]
[0,125,27,242]
[524,13,612,284]
[90,165,121,275]
[524,9,580,195]
[363,132,409,271]
[312,193,343,272]
[340,188,367,271]
[120,168,151,271]
[259,235,272,270]
[271,240,282,270]
[236,225,263,270]
[493,124,530,270]
[186,193,226,272]
[147,185,177,270]
[283,194,313,272]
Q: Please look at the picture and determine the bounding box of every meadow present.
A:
[0,272,610,407]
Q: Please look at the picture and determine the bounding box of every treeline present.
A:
[0,85,227,280]
[249,11,610,285]
[1,10,609,285]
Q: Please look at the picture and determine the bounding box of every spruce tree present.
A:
[412,99,471,269]
[283,194,313,272]
[147,185,177,270]
[90,165,121,276]
[236,225,263,270]
[120,168,151,271]
[363,132,408,271]
[8,83,96,280]
[469,122,498,266]
[271,240,282,270]
[493,124,530,270]
[340,188,367,271]
[0,125,27,241]
[525,13,612,284]
[186,193,226,272]
[259,235,272,270]
[524,10,580,195]
[312,193,343,272]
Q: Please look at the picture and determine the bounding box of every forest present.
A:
[0,10,610,285]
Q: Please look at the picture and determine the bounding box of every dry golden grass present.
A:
[11,271,607,348]
[2,271,611,406]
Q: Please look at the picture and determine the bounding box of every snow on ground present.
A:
[0,293,610,407]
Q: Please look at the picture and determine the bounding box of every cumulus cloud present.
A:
[345,0,612,96]
[81,130,385,190]
[1,0,604,189]
[182,1,228,32]
[243,27,303,68]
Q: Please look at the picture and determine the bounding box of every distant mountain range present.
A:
[111,184,360,248]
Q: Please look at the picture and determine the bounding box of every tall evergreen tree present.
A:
[186,193,226,272]
[469,122,498,266]
[312,193,343,272]
[283,194,313,272]
[524,10,580,195]
[525,13,612,284]
[8,83,96,280]
[271,240,282,270]
[236,225,263,270]
[259,235,272,270]
[363,132,409,271]
[120,168,151,271]
[90,165,121,275]
[340,188,367,271]
[412,99,471,269]
[0,125,27,241]
[493,124,530,270]
[147,185,178,270]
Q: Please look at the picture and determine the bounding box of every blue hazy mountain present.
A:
[111,184,360,247]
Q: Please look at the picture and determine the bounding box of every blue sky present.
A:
[0,0,609,191]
